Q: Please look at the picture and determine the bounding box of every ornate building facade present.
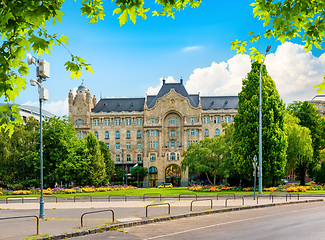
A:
[69,79,238,187]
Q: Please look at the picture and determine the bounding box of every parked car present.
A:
[158,183,173,188]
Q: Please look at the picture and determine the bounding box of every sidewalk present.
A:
[0,196,323,240]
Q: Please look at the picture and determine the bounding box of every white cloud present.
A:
[265,42,324,103]
[182,46,201,52]
[146,76,178,95]
[185,54,251,96]
[23,99,68,116]
[181,42,324,104]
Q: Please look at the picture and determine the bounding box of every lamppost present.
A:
[122,149,124,185]
[253,155,257,200]
[258,46,271,194]
[27,54,50,219]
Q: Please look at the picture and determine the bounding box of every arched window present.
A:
[126,130,131,138]
[116,131,120,139]
[94,131,99,138]
[105,131,109,139]
[78,119,82,125]
[204,129,209,137]
[215,129,219,136]
[137,130,141,138]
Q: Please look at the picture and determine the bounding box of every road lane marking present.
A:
[144,204,325,240]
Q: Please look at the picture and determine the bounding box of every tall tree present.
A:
[181,136,226,185]
[84,132,106,187]
[287,101,325,178]
[233,61,287,186]
[130,166,148,183]
[99,141,115,184]
[284,112,313,185]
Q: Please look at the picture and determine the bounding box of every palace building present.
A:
[68,79,238,187]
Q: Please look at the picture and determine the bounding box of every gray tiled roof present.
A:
[92,98,145,112]
[311,94,325,102]
[201,96,238,110]
[0,103,56,117]
[147,83,198,109]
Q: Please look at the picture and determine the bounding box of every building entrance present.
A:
[165,165,181,187]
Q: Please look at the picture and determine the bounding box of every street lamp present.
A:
[258,46,271,194]
[27,54,50,219]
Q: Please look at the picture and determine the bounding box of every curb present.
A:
[36,198,323,240]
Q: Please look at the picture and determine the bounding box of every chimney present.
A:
[180,77,183,85]
[162,78,165,85]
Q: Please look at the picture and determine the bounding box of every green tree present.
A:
[84,132,106,187]
[233,62,287,186]
[284,112,313,185]
[114,167,125,184]
[130,166,148,183]
[99,141,115,184]
[1,0,201,135]
[181,136,226,185]
[287,101,325,179]
[232,0,325,92]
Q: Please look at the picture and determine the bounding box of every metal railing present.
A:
[44,196,58,203]
[74,195,92,203]
[146,203,170,217]
[225,197,244,207]
[81,209,115,227]
[190,199,213,211]
[143,193,162,201]
[216,193,236,200]
[108,195,127,202]
[286,193,299,201]
[257,195,274,204]
[0,215,39,234]
[179,193,197,201]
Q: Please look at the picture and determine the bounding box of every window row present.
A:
[187,140,198,147]
[204,129,220,137]
[76,119,85,125]
[167,117,179,125]
[167,131,179,137]
[148,130,158,137]
[116,154,142,163]
[167,152,179,161]
[94,130,142,139]
[167,141,179,148]
[115,142,142,150]
[148,141,158,149]
[203,116,232,124]
[93,118,143,127]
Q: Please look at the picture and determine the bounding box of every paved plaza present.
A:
[0,195,322,240]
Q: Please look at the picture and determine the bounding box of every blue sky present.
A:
[6,1,325,116]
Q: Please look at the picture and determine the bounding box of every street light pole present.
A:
[258,46,271,194]
[27,54,50,219]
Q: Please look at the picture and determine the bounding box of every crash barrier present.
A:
[146,203,170,217]
[216,193,236,201]
[74,195,92,203]
[143,193,162,201]
[108,195,127,202]
[225,197,244,207]
[81,209,115,227]
[0,215,39,234]
[190,199,213,211]
[179,193,198,201]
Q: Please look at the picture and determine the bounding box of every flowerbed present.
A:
[0,185,137,196]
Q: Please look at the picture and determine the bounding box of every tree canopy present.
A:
[231,0,325,92]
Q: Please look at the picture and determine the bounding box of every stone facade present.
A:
[69,80,238,187]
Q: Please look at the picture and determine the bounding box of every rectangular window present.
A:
[171,142,175,148]
[177,142,179,148]
[170,153,176,160]
[115,118,121,126]
[105,143,109,148]
[127,155,131,162]
[188,141,190,147]
[116,155,120,162]
[156,141,158,148]
[214,117,220,124]
[151,118,155,124]
[190,117,195,123]
[150,155,156,161]
[167,132,169,137]
[126,143,131,149]
[136,118,143,125]
[171,117,175,124]
[137,155,142,163]
[191,129,195,136]
[171,130,175,137]
[93,119,99,126]
[137,142,141,149]
[176,132,179,137]
[177,154,179,160]
[203,117,209,124]
[150,130,155,137]
[105,119,110,126]
[125,118,131,126]
[116,143,120,149]
[225,116,231,123]
[167,142,169,148]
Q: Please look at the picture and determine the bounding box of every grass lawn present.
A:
[1,188,325,199]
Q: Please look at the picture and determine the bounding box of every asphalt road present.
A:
[72,201,325,240]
